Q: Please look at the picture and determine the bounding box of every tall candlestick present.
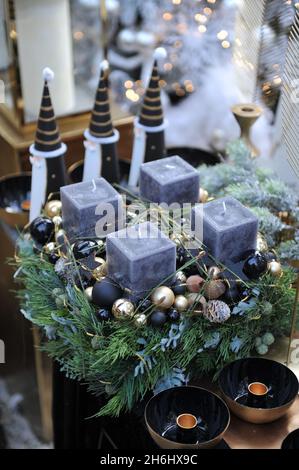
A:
[14,0,74,121]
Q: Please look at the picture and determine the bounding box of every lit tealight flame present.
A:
[126,89,139,102]
[124,80,133,89]
[198,25,207,33]
[163,12,173,21]
[221,40,231,49]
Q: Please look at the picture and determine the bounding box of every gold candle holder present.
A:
[232,104,263,158]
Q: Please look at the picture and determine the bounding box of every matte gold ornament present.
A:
[199,188,209,203]
[204,280,226,300]
[207,266,221,280]
[256,233,268,253]
[93,257,107,279]
[112,298,135,320]
[174,295,189,313]
[204,300,231,323]
[134,313,147,327]
[84,287,93,302]
[52,215,63,227]
[45,200,62,218]
[268,261,282,278]
[151,286,175,309]
[175,271,187,284]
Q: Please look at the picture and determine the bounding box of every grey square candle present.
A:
[106,222,176,294]
[61,177,124,241]
[139,155,200,205]
[192,196,258,264]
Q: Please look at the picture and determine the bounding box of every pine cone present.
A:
[204,300,231,323]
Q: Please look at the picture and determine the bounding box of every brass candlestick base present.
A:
[232,104,263,158]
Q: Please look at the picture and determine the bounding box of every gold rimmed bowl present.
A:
[219,358,298,424]
[144,386,230,449]
[0,172,31,228]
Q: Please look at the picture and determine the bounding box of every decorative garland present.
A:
[13,150,297,417]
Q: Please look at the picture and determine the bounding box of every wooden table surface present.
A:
[225,397,299,449]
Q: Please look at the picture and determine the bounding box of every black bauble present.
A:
[222,282,241,304]
[96,308,112,322]
[177,248,198,275]
[150,310,167,327]
[264,251,278,263]
[92,278,123,309]
[30,216,54,245]
[242,252,268,280]
[167,308,180,322]
[171,280,186,296]
[138,299,152,312]
[48,252,60,265]
[72,240,98,259]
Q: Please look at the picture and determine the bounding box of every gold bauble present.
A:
[53,215,63,227]
[256,233,268,253]
[170,233,185,246]
[84,287,93,302]
[199,188,209,203]
[44,242,56,253]
[151,286,175,309]
[268,261,282,278]
[176,271,187,284]
[207,266,221,280]
[93,257,107,279]
[204,280,226,300]
[173,295,189,313]
[134,313,147,327]
[112,298,135,320]
[45,200,62,218]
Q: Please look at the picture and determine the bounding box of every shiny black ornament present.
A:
[264,251,277,263]
[167,308,180,322]
[222,281,241,304]
[48,252,60,265]
[96,308,113,322]
[72,240,98,259]
[171,280,186,296]
[150,310,167,327]
[92,278,123,309]
[176,248,198,275]
[242,252,268,280]
[30,216,54,245]
[138,299,152,312]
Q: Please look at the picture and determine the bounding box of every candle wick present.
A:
[222,201,227,216]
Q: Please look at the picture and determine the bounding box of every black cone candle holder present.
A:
[281,428,299,449]
[219,358,298,424]
[145,386,230,449]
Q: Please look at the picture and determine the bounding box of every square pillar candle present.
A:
[106,222,176,295]
[192,196,258,264]
[61,177,124,241]
[139,155,200,205]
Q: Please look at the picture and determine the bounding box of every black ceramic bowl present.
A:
[281,428,299,449]
[145,386,230,449]
[219,358,298,424]
[0,172,31,227]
